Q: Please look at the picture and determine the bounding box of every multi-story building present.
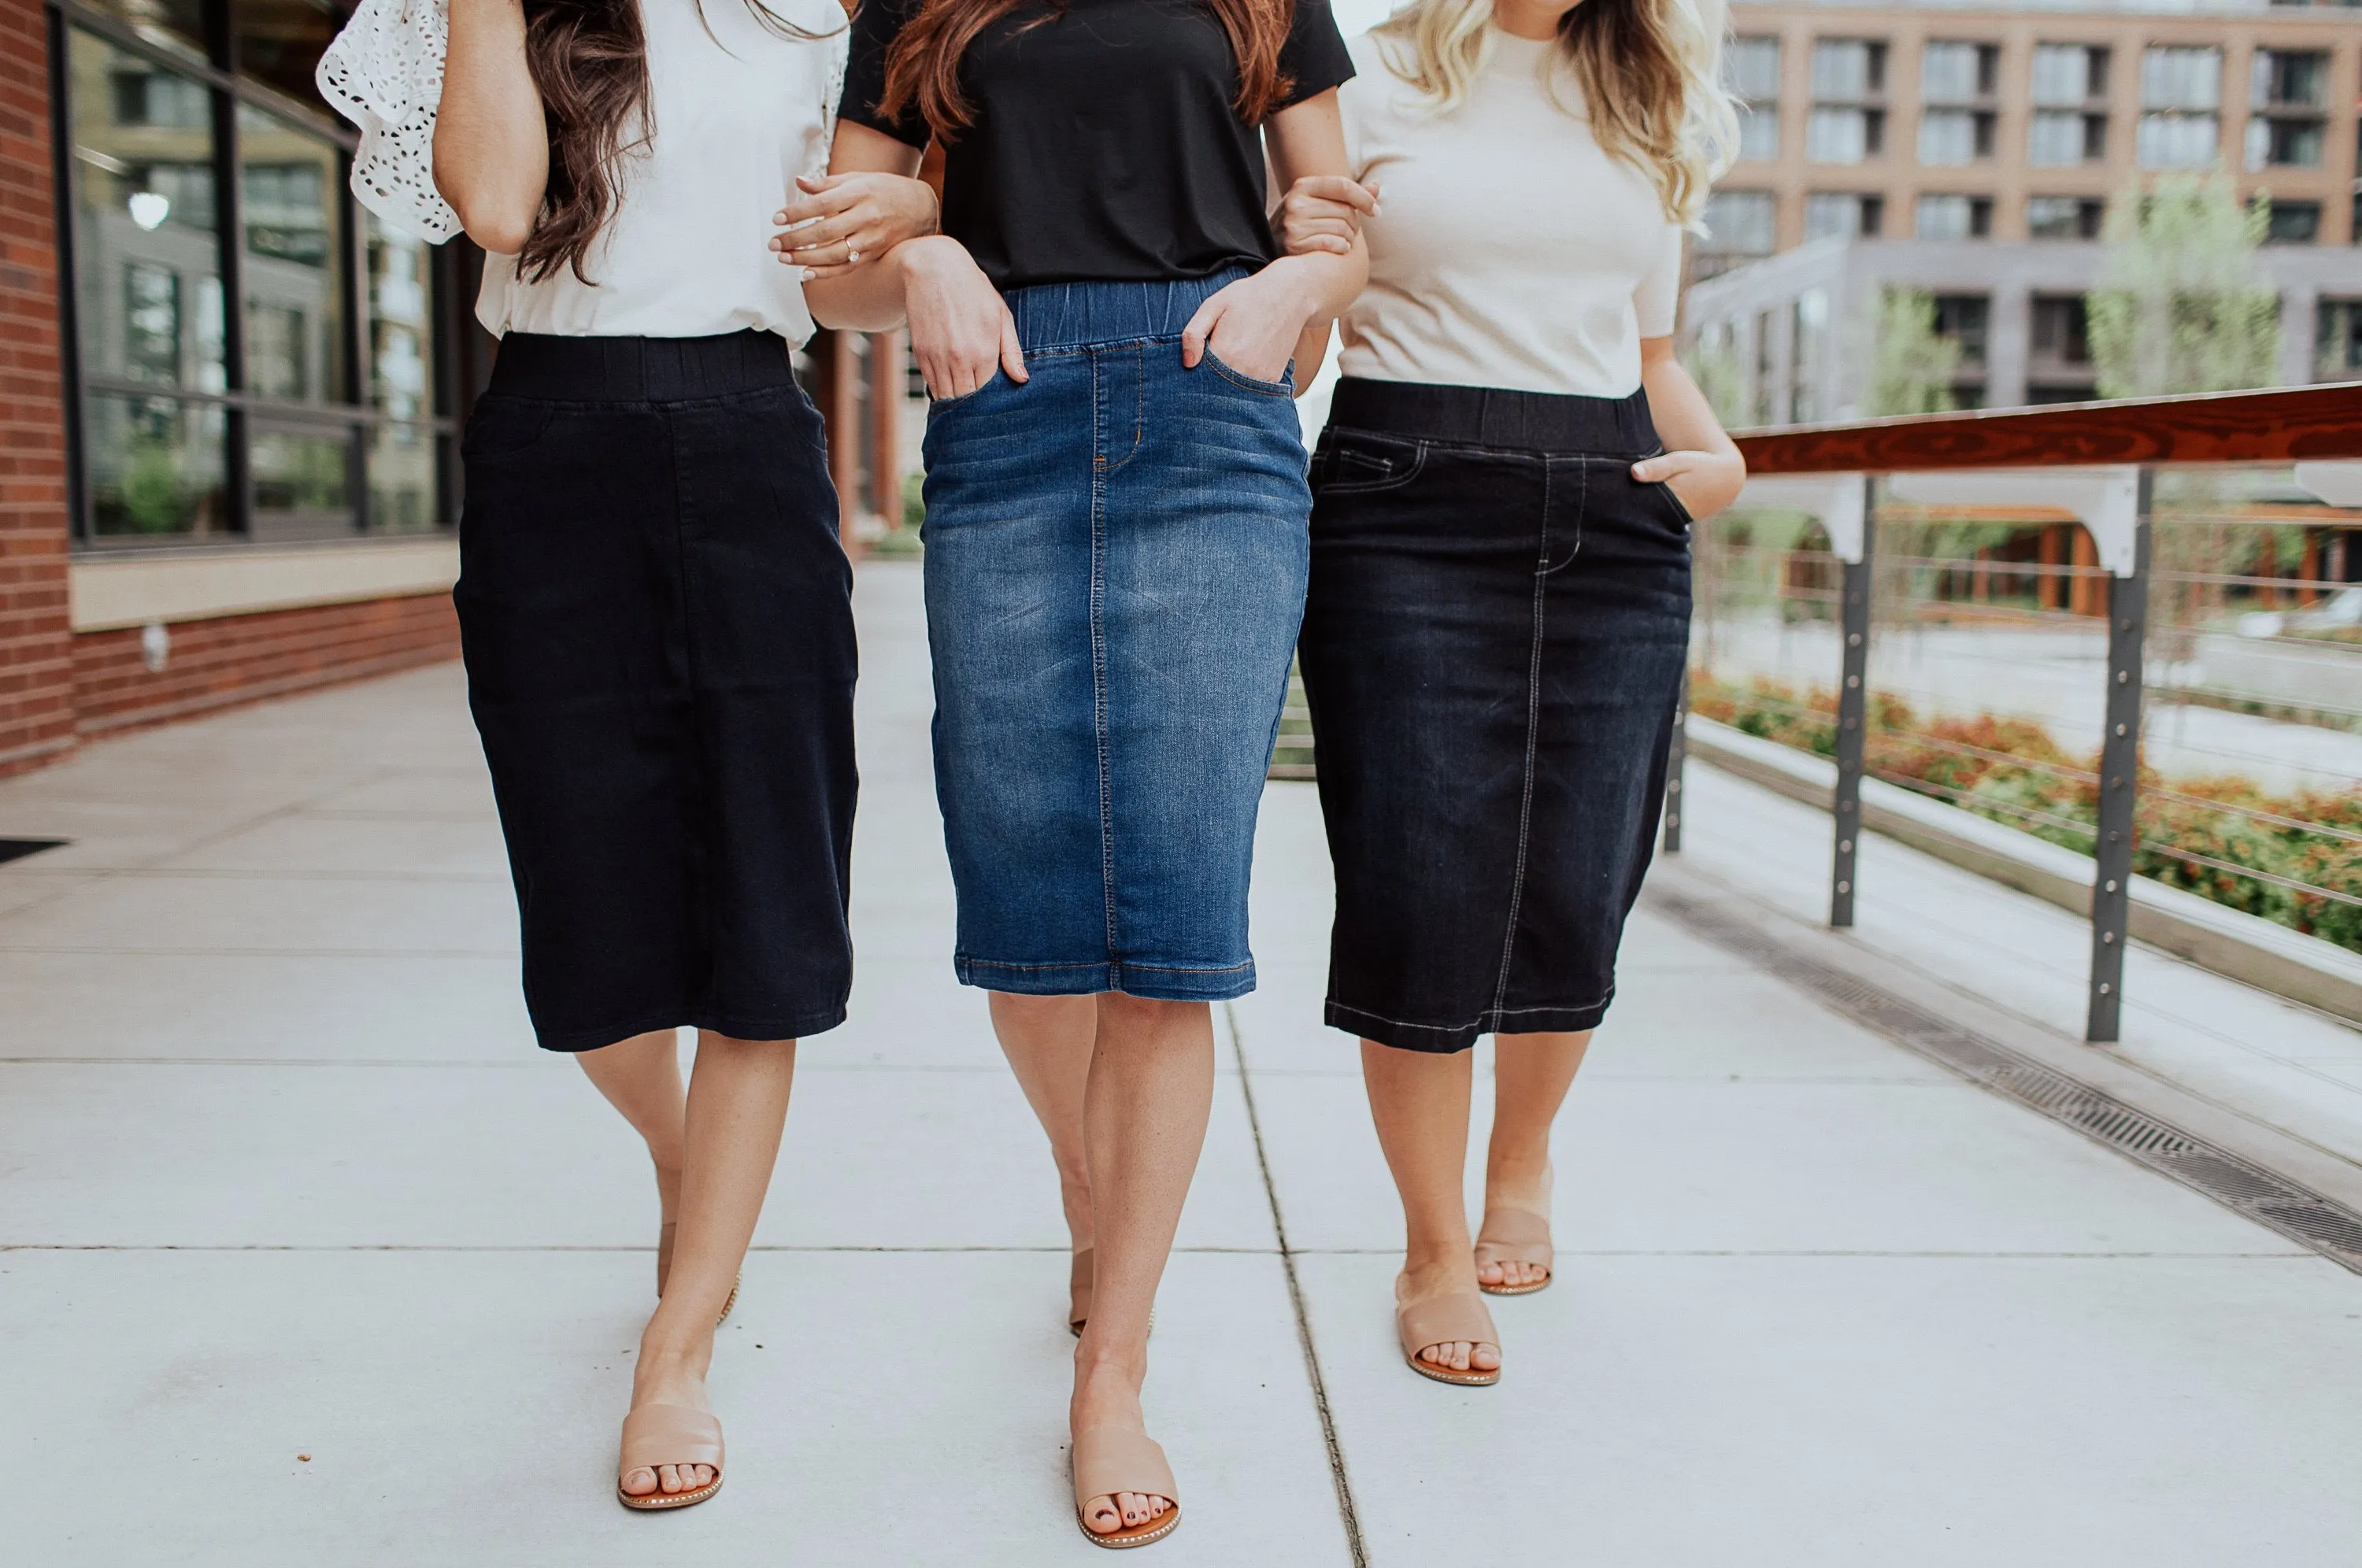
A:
[1690,0,2361,422]
[0,0,901,779]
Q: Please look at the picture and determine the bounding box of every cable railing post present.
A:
[2086,468,2153,1043]
[1662,668,1687,854]
[1831,474,1875,928]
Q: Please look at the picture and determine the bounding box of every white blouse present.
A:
[319,0,845,344]
[1335,29,1683,399]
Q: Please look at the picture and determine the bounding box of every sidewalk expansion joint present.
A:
[1226,1000,1369,1568]
[1648,883,2362,1275]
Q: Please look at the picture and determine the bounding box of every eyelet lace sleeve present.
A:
[317,0,462,243]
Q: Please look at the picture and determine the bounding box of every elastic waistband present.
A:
[487,331,799,403]
[1003,270,1249,353]
[1327,378,1660,457]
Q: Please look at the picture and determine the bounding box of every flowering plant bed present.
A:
[1687,671,2362,955]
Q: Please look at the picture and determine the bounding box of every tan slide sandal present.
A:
[1072,1426,1183,1548]
[616,1403,724,1511]
[657,1222,741,1326]
[1475,1206,1553,1296]
[1398,1289,1502,1387]
[1069,1247,1094,1337]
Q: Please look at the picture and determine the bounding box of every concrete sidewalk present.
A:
[3,560,2359,1566]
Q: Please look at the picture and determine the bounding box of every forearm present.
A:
[1642,353,1738,461]
[1290,321,1330,394]
[1261,242,1365,331]
[805,243,921,331]
[432,0,547,253]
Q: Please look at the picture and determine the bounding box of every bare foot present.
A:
[1072,1352,1175,1536]
[1398,1259,1501,1374]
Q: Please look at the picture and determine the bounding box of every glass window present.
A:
[1916,194,1992,241]
[368,422,439,531]
[1805,193,1875,241]
[84,393,230,537]
[2318,300,2362,379]
[249,422,353,535]
[1726,36,1780,101]
[1811,40,1883,101]
[1931,295,1990,366]
[1702,190,1778,258]
[234,0,346,106]
[1791,290,1828,425]
[367,212,435,417]
[1808,107,1870,164]
[2031,44,2105,108]
[2266,202,2321,245]
[239,102,346,405]
[2029,110,2094,167]
[2138,111,2219,169]
[2247,116,2325,170]
[1920,109,1979,166]
[1920,42,1991,105]
[80,0,209,66]
[2028,196,2104,239]
[2251,50,2328,109]
[2142,46,2220,111]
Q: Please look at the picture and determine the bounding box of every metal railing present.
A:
[1691,383,2362,1041]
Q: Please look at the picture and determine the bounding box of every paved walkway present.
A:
[4,561,2360,1566]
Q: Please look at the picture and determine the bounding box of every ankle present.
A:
[1486,1152,1552,1201]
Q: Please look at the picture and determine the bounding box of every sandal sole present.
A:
[1075,1503,1183,1548]
[1478,1277,1551,1296]
[1405,1355,1500,1387]
[618,1476,723,1511]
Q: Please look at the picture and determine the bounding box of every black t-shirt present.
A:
[841,0,1353,288]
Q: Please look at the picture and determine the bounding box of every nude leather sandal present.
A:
[1397,1289,1502,1387]
[616,1403,724,1511]
[1474,1207,1554,1296]
[1072,1426,1182,1548]
[1069,1247,1094,1337]
[657,1222,741,1326]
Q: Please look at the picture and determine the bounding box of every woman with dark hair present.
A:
[319,0,937,1512]
[1278,0,1746,1385]
[794,0,1366,1544]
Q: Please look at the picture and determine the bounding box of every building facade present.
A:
[1686,0,2361,427]
[0,0,898,779]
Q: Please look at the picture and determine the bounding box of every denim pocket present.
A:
[927,368,1006,414]
[1315,431,1426,496]
[461,396,554,462]
[1204,348,1295,398]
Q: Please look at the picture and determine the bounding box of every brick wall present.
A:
[72,593,461,736]
[0,0,76,778]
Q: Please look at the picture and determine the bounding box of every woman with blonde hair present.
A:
[1278,0,1746,1384]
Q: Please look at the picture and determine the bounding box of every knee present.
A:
[1098,992,1205,1027]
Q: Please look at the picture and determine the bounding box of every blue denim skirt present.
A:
[920,271,1310,1000]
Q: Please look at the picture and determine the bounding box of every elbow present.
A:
[450,196,535,257]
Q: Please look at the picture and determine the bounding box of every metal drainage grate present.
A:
[1648,885,2362,1276]
[0,838,67,867]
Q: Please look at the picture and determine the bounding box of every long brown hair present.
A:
[880,0,1297,146]
[518,0,841,283]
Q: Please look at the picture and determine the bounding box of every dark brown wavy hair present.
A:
[880,0,1296,145]
[518,0,841,283]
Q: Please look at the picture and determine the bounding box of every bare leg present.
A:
[1074,993,1214,1536]
[619,1031,797,1499]
[1478,1030,1592,1291]
[575,1029,688,1227]
[1360,1041,1498,1376]
[987,993,1098,1259]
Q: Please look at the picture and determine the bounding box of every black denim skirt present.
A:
[1300,377,1692,1054]
[454,331,857,1052]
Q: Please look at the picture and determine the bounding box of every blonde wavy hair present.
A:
[1370,0,1738,229]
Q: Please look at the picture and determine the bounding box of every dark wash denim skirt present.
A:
[920,272,1309,1001]
[1301,377,1692,1054]
[454,331,857,1052]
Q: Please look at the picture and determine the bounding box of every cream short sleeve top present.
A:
[1335,28,1682,398]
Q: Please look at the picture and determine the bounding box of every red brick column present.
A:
[0,0,76,778]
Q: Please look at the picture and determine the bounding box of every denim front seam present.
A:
[920,273,1309,1002]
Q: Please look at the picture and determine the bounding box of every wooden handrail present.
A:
[1734,382,2362,475]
